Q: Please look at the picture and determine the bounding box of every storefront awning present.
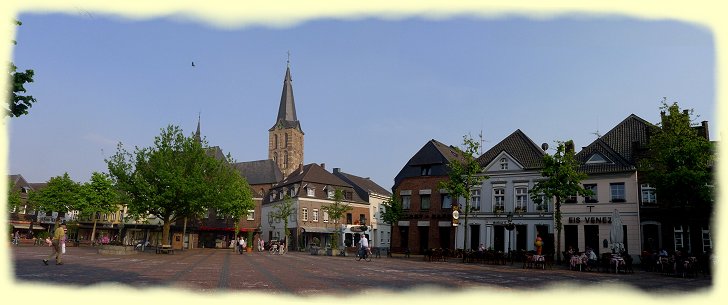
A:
[300,227,334,233]
[11,224,31,229]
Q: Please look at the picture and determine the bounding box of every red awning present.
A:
[198,226,257,232]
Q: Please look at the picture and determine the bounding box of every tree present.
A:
[438,135,486,262]
[529,140,591,263]
[270,194,296,252]
[639,100,714,208]
[106,124,252,245]
[7,20,37,118]
[78,172,120,243]
[215,160,254,246]
[380,194,403,255]
[321,189,352,253]
[27,173,81,223]
[7,180,23,213]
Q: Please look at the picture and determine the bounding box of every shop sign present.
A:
[567,216,612,224]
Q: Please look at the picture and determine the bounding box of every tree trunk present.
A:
[182,217,188,250]
[555,199,562,263]
[462,199,470,263]
[91,218,98,243]
[162,221,171,246]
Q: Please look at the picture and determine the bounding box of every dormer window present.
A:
[500,158,508,170]
[420,166,431,176]
[586,153,611,164]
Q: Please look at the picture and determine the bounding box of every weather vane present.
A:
[287,50,291,67]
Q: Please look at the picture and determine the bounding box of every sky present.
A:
[6,12,716,190]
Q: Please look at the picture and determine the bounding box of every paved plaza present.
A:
[10,245,712,296]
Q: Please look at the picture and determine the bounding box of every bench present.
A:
[156,245,175,254]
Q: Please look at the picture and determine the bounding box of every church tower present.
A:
[269,60,304,177]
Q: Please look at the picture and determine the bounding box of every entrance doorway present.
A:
[584,225,600,254]
[493,225,504,252]
[470,224,480,251]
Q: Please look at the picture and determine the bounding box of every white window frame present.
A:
[514,186,527,212]
[312,209,319,222]
[323,211,329,223]
[584,184,598,203]
[441,193,452,209]
[471,189,481,211]
[673,225,691,253]
[247,210,255,221]
[610,182,625,202]
[302,208,308,222]
[500,158,508,170]
[493,187,505,212]
[307,187,315,197]
[641,183,656,204]
[701,226,712,254]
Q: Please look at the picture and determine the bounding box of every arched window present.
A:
[285,133,290,147]
[274,134,278,149]
[284,151,289,169]
[273,152,278,164]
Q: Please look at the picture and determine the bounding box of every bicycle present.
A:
[356,247,371,262]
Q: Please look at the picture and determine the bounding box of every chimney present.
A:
[333,168,341,174]
[701,121,710,140]
[320,163,325,170]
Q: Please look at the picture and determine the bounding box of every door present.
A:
[584,225,600,254]
[469,224,480,251]
[493,226,505,252]
[516,225,527,252]
[418,226,429,253]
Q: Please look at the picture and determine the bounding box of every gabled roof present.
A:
[233,159,284,185]
[408,139,463,166]
[333,168,392,201]
[576,114,654,174]
[269,65,303,133]
[477,129,545,170]
[392,139,464,190]
[274,163,351,189]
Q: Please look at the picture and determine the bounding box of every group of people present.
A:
[232,235,277,254]
[567,245,598,271]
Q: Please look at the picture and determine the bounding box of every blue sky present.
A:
[7,13,715,189]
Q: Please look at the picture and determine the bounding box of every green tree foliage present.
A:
[381,194,403,254]
[7,180,23,213]
[216,160,254,241]
[438,135,486,261]
[7,20,37,118]
[321,189,352,252]
[78,172,120,242]
[639,100,714,208]
[106,124,253,245]
[529,140,591,262]
[27,173,81,220]
[271,194,296,251]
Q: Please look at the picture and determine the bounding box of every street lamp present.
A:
[505,212,515,264]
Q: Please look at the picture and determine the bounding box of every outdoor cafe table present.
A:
[611,255,625,273]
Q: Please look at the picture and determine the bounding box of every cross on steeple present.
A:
[286,50,291,68]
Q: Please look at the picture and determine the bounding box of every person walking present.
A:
[360,233,370,256]
[43,223,66,265]
[238,236,245,254]
[13,230,20,246]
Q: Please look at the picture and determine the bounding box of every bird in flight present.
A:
[192,61,195,67]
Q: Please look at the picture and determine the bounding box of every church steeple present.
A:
[194,113,201,144]
[269,64,303,133]
[269,57,304,177]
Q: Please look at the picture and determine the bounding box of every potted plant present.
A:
[246,231,253,252]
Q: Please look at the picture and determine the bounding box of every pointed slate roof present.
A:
[576,114,654,174]
[269,66,303,133]
[233,159,284,185]
[392,139,464,190]
[477,129,545,170]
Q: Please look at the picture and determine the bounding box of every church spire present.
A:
[194,112,201,144]
[270,56,303,133]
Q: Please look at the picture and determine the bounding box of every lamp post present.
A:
[505,212,515,264]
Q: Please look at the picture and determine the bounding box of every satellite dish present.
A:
[541,143,549,151]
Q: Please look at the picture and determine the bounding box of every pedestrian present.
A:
[258,237,264,252]
[13,230,20,245]
[359,233,370,257]
[238,236,245,254]
[43,223,66,265]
